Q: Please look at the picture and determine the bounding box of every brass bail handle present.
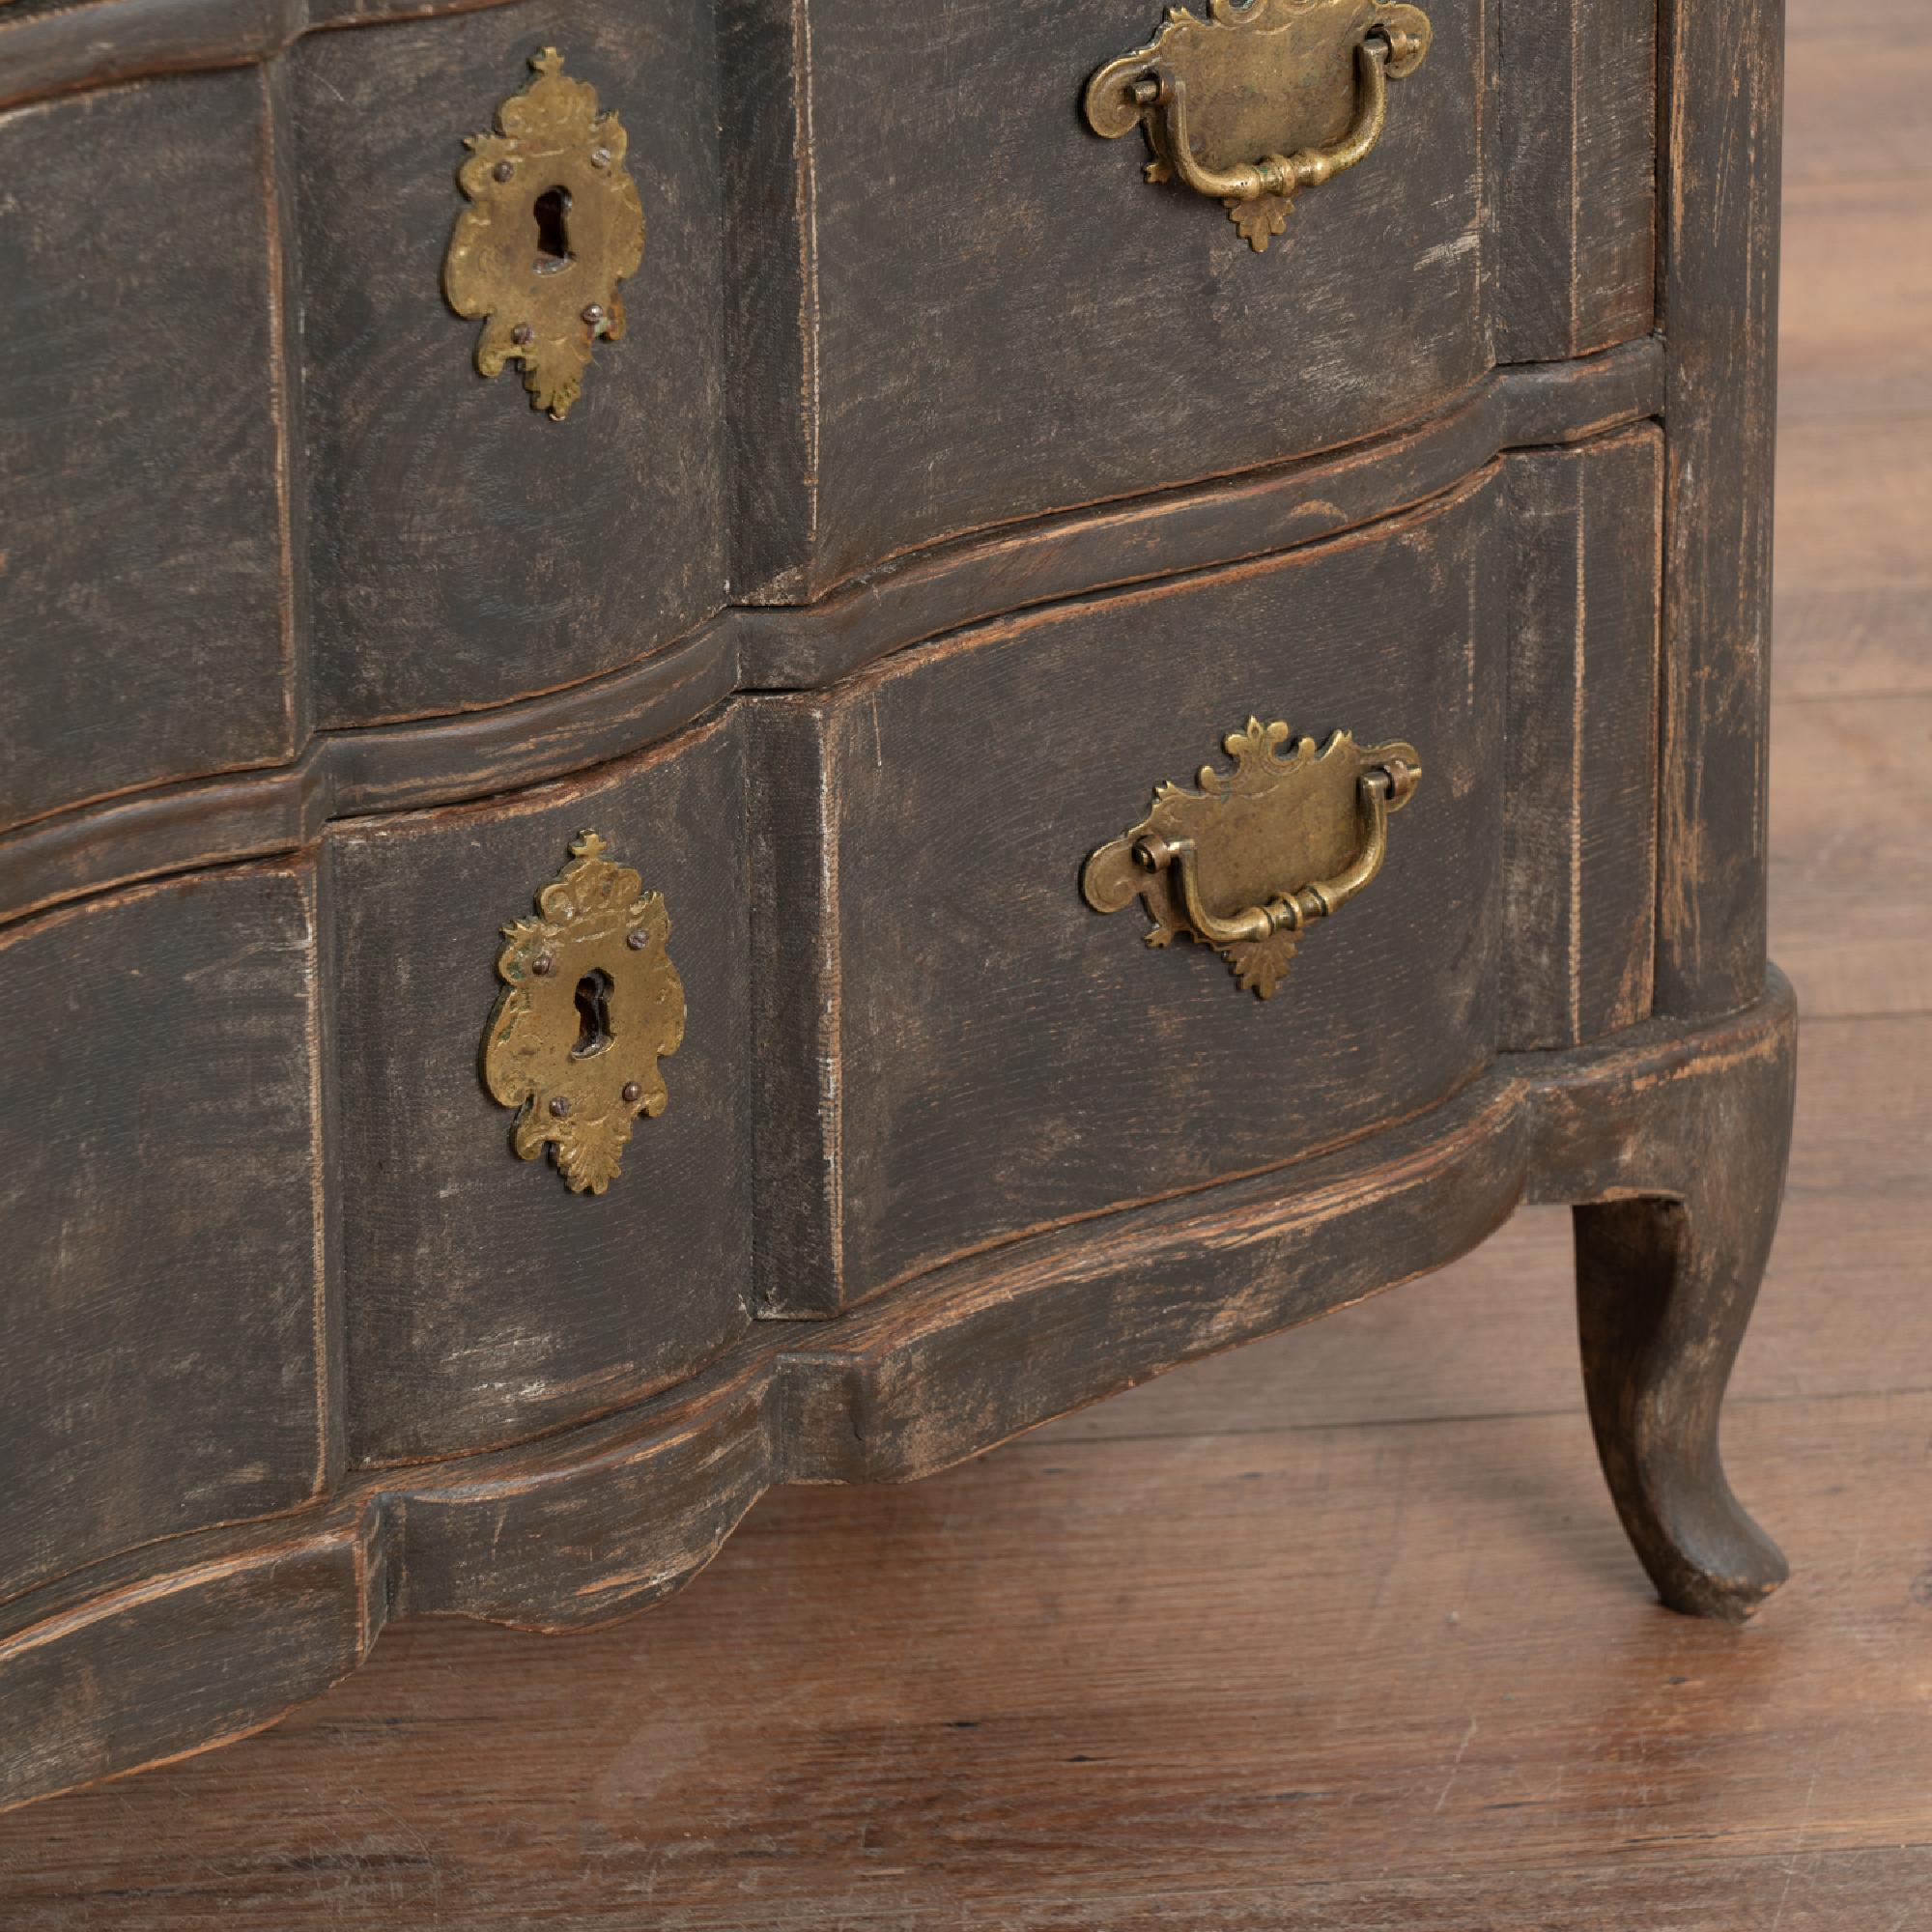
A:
[1083,1,1434,250]
[1130,25,1415,208]
[1081,720,1421,999]
[1134,756,1419,949]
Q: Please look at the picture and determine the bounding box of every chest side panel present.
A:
[1500,425,1662,1048]
[1496,0,1657,360]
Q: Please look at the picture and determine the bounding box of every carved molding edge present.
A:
[0,973,1796,1814]
[0,344,1664,933]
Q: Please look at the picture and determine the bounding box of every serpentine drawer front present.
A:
[725,0,1657,599]
[0,0,1791,1816]
[326,720,753,1466]
[749,470,1509,1312]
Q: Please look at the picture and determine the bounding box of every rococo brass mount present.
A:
[1083,718,1421,998]
[482,833,685,1194]
[444,48,645,418]
[1085,0,1433,251]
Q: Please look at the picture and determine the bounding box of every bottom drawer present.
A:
[752,467,1511,1312]
[326,714,753,1465]
[0,862,327,1603]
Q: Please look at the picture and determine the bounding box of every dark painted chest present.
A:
[0,0,1793,1810]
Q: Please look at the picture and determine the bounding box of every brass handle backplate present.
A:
[1084,0,1432,252]
[482,833,685,1194]
[444,48,645,419]
[1083,719,1421,999]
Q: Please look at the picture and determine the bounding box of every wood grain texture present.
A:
[0,979,1798,1814]
[0,0,535,115]
[1774,416,1932,698]
[0,347,1660,929]
[1782,0,1929,183]
[0,1379,1919,1930]
[744,698,843,1319]
[753,470,1507,1313]
[1500,425,1660,1048]
[1775,183,1932,420]
[325,713,753,1466]
[0,1523,378,1835]
[1039,1011,1931,1444]
[0,862,327,1605]
[0,620,742,929]
[727,0,1496,600]
[0,19,1886,1913]
[1652,0,1784,1018]
[263,55,312,752]
[1768,694,1932,1021]
[0,70,294,834]
[1495,0,1654,361]
[1764,0,1932,1032]
[737,341,1664,692]
[291,0,725,726]
[718,0,818,603]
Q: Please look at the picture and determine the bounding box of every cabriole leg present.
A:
[1533,970,1798,1620]
[1575,1187,1788,1620]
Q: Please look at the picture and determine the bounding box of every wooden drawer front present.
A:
[0,71,293,834]
[751,469,1510,1314]
[293,0,725,728]
[0,865,326,1602]
[327,715,752,1465]
[724,0,1654,602]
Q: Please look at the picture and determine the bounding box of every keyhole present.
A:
[532,186,574,274]
[572,969,613,1059]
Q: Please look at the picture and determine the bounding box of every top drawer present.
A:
[724,0,1654,600]
[0,0,726,830]
[292,0,727,729]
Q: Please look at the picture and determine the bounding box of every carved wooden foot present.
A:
[1575,1195,1789,1619]
[1536,971,1798,1620]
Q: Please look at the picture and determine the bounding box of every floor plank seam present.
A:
[1023,1381,1932,1455]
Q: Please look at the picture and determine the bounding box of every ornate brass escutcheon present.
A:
[443,48,645,419]
[1083,718,1420,998]
[1084,0,1433,251]
[481,833,685,1194]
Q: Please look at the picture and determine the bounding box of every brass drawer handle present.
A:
[1083,719,1421,999]
[1139,765,1402,945]
[1085,0,1432,252]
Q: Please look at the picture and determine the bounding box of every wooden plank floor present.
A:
[5,19,1927,1926]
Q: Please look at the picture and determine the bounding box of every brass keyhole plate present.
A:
[481,833,685,1194]
[443,47,645,419]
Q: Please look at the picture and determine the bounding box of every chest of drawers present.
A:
[0,0,1791,1809]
